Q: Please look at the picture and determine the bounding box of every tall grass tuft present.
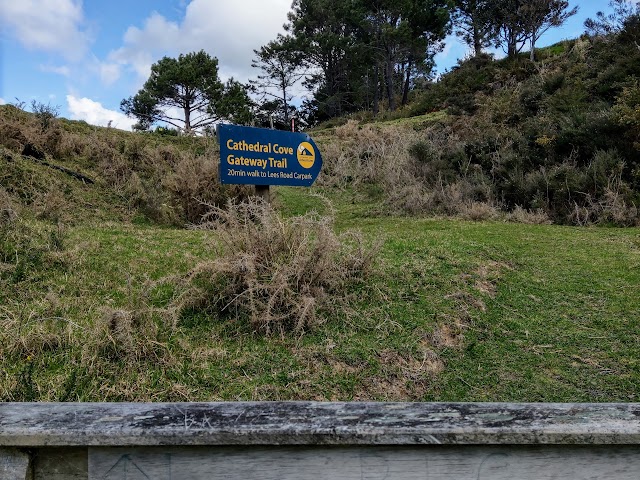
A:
[170,198,378,335]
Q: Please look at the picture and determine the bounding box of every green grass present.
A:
[1,186,638,402]
[376,110,447,127]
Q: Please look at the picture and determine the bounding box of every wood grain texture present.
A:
[88,446,640,480]
[1,402,640,447]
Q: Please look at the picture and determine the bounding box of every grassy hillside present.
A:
[1,182,638,401]
[1,26,639,402]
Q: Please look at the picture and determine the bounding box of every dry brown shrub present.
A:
[169,198,378,335]
[154,144,183,168]
[459,202,499,221]
[39,124,68,158]
[123,172,147,208]
[507,205,552,224]
[318,120,500,217]
[564,193,638,227]
[164,154,251,224]
[594,190,640,227]
[49,128,92,160]
[87,137,125,177]
[318,120,420,188]
[0,107,33,153]
[86,308,163,362]
[0,120,30,153]
[0,105,71,161]
[391,177,497,219]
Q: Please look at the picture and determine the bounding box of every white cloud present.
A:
[108,0,291,83]
[0,98,6,105]
[39,64,71,77]
[98,63,122,86]
[66,95,136,130]
[434,35,469,74]
[435,38,455,62]
[0,0,90,61]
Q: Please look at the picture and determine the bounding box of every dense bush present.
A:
[396,20,640,226]
[614,81,640,151]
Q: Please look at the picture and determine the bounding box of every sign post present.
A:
[218,125,323,201]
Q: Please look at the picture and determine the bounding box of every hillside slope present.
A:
[1,28,639,402]
[312,26,640,226]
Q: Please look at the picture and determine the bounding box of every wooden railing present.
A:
[1,402,639,479]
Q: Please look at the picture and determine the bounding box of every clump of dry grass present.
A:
[164,154,252,224]
[0,306,72,358]
[0,186,18,226]
[507,205,552,224]
[459,202,499,221]
[169,198,378,335]
[85,308,165,363]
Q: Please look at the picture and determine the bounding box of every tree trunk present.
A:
[283,85,289,126]
[325,54,336,117]
[402,57,412,106]
[373,26,381,115]
[385,51,395,112]
[373,62,380,115]
[184,106,191,134]
[280,70,290,127]
[529,31,536,62]
[473,22,483,57]
[508,35,517,58]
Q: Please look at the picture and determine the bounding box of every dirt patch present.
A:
[352,347,443,400]
[430,321,466,349]
[460,260,510,300]
[429,261,511,353]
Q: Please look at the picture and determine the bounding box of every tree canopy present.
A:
[584,0,640,37]
[453,0,495,57]
[281,0,451,121]
[251,36,305,127]
[117,0,609,130]
[121,50,252,134]
[485,0,576,59]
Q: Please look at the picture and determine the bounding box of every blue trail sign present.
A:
[218,125,322,187]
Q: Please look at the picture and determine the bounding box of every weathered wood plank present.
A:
[88,446,640,480]
[33,447,88,480]
[1,402,640,447]
[0,447,30,480]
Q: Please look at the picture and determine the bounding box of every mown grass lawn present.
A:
[1,187,638,402]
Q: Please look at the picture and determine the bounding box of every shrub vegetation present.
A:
[168,198,378,335]
[315,19,640,225]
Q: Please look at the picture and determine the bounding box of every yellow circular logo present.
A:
[297,141,315,169]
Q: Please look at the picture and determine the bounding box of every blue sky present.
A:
[0,1,630,129]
